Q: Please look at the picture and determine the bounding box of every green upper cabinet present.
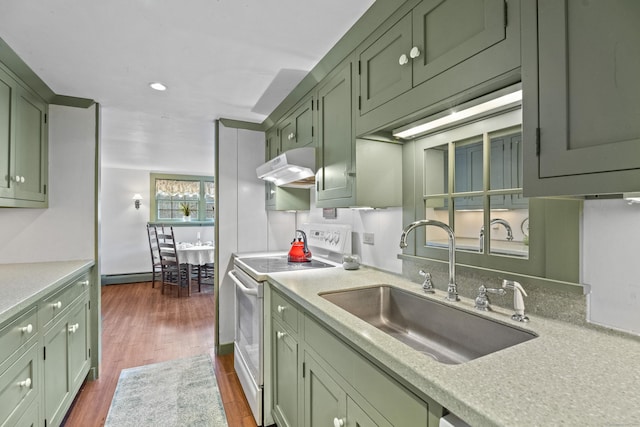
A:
[266,127,279,160]
[0,65,48,207]
[14,86,47,203]
[522,0,640,196]
[356,0,521,136]
[358,12,413,115]
[264,127,311,212]
[316,58,355,206]
[316,56,403,209]
[0,69,12,200]
[280,96,315,152]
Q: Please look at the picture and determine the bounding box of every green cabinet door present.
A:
[281,97,315,152]
[359,13,413,114]
[272,322,299,427]
[356,0,519,137]
[411,0,506,85]
[0,69,13,199]
[43,317,71,427]
[346,396,391,427]
[523,0,640,196]
[13,86,47,203]
[303,352,346,427]
[68,299,90,389]
[316,59,354,206]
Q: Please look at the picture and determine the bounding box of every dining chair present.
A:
[146,224,162,288]
[156,225,188,296]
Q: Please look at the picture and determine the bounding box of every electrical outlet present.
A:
[363,232,375,245]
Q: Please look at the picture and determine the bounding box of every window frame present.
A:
[405,108,580,283]
[149,173,215,226]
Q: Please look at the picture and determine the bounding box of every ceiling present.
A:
[0,0,375,169]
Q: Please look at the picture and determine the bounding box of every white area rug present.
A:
[105,354,228,427]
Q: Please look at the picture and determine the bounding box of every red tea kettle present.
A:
[288,229,312,262]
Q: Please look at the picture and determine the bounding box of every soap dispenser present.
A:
[502,279,529,322]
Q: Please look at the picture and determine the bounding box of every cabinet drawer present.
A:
[13,399,37,427]
[0,307,38,374]
[271,290,299,334]
[39,274,90,327]
[305,315,436,426]
[0,343,38,427]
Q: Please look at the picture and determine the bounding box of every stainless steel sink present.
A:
[320,285,537,365]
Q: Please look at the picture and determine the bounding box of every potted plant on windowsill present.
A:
[180,202,192,221]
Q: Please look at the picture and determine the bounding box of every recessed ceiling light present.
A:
[149,82,167,91]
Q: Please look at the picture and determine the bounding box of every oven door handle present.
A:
[228,270,258,296]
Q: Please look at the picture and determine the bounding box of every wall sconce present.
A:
[132,194,143,209]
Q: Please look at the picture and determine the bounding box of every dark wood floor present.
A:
[62,281,258,427]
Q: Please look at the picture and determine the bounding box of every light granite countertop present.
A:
[267,266,640,427]
[0,260,94,324]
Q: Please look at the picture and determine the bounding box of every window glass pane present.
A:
[454,138,483,193]
[155,179,201,220]
[424,197,450,249]
[453,196,483,253]
[205,181,215,220]
[489,195,528,258]
[489,127,522,190]
[424,145,448,195]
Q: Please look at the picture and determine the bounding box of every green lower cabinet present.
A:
[43,296,91,427]
[303,351,393,427]
[43,315,71,427]
[346,396,388,427]
[14,400,38,427]
[269,286,444,427]
[272,319,299,427]
[303,353,345,427]
[68,299,90,388]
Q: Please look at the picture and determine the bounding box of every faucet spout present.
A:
[400,220,458,301]
[479,218,514,251]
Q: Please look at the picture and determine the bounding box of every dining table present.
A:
[176,243,214,296]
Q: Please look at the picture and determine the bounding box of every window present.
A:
[408,107,580,283]
[421,110,528,258]
[149,173,215,224]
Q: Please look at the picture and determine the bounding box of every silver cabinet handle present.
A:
[277,305,286,313]
[276,331,286,339]
[52,301,62,309]
[79,280,90,287]
[21,324,34,334]
[398,53,409,65]
[68,323,79,333]
[333,417,345,427]
[288,132,295,140]
[409,46,421,58]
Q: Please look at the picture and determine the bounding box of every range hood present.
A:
[256,146,316,188]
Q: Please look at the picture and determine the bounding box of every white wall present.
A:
[217,123,269,345]
[295,191,403,274]
[0,105,96,263]
[583,199,640,335]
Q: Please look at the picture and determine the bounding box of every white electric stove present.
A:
[229,223,352,426]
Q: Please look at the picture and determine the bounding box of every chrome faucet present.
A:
[479,218,514,252]
[400,220,459,301]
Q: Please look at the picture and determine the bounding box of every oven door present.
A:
[229,268,263,425]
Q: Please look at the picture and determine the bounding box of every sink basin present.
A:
[320,285,537,365]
